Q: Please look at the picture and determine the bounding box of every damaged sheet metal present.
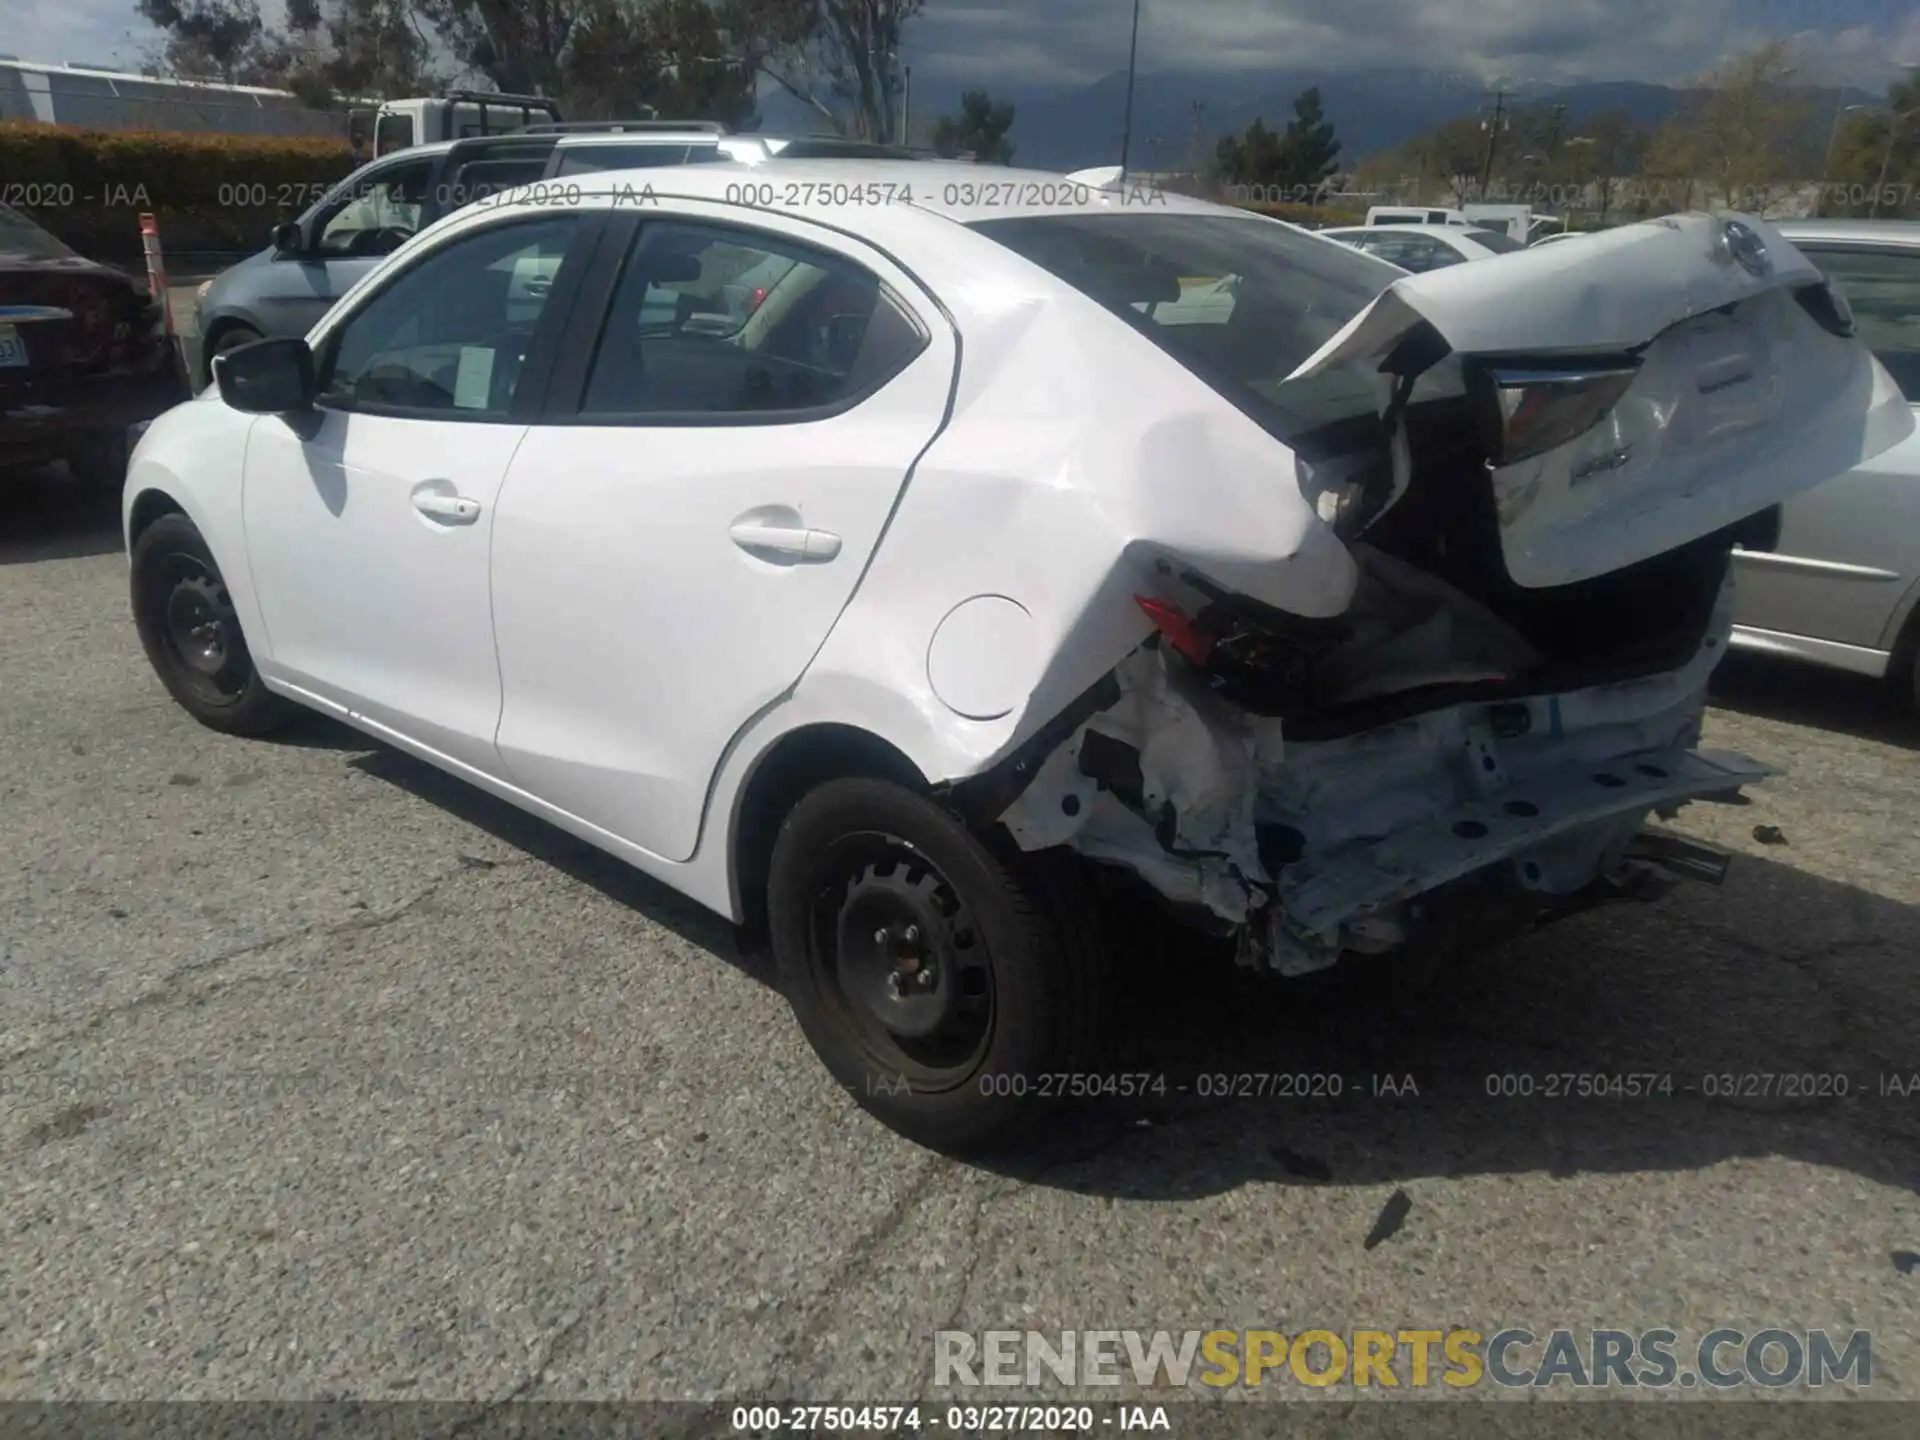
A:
[998,564,1764,974]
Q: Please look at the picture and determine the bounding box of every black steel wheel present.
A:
[130,512,298,735]
[768,776,1103,1152]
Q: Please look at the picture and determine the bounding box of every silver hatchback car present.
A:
[1726,220,1920,712]
[190,127,921,387]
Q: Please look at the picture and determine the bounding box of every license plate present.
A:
[0,324,26,368]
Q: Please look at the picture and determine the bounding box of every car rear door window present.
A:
[1800,246,1920,400]
[1363,234,1461,272]
[554,143,723,175]
[1465,228,1524,253]
[440,152,555,212]
[317,215,584,419]
[575,221,928,419]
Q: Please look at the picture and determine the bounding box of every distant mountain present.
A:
[751,67,1875,173]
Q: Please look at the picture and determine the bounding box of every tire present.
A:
[204,324,262,389]
[130,512,299,736]
[767,777,1104,1153]
[65,431,129,495]
[1894,614,1920,721]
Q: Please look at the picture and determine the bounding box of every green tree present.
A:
[1566,109,1647,224]
[1276,85,1340,198]
[562,0,759,125]
[722,0,924,143]
[1214,117,1286,188]
[136,0,270,84]
[931,89,1015,162]
[1642,39,1814,214]
[1824,71,1920,217]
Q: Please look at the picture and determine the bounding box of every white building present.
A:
[0,56,344,137]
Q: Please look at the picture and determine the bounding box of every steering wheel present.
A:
[347,226,413,258]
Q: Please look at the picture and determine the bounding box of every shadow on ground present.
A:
[0,465,123,565]
[307,712,1920,1220]
[1710,650,1917,749]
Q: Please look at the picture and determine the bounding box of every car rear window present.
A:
[0,202,76,261]
[1466,228,1524,253]
[554,143,726,175]
[970,212,1399,434]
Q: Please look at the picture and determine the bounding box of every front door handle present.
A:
[728,520,842,562]
[412,490,482,524]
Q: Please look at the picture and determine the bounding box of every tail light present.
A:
[1479,362,1640,466]
[1135,595,1213,665]
[744,285,767,315]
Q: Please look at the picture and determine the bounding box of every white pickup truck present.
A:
[350,90,566,157]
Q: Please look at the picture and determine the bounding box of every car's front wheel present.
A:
[130,512,298,736]
[768,777,1102,1152]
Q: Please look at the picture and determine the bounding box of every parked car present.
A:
[1529,229,1592,248]
[1725,219,1920,709]
[189,124,927,387]
[124,167,1911,1149]
[1319,222,1527,271]
[0,202,187,490]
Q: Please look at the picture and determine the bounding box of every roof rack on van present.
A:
[441,88,560,112]
[523,119,729,135]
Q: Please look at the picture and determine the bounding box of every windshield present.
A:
[1467,228,1525,253]
[970,212,1400,435]
[0,202,77,261]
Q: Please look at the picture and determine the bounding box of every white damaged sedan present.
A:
[124,163,1913,1149]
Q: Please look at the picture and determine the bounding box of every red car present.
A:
[1,203,188,490]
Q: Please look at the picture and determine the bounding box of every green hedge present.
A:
[1,122,356,262]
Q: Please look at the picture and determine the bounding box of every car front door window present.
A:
[313,161,432,257]
[317,215,580,418]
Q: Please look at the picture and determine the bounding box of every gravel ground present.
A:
[2,470,1917,1418]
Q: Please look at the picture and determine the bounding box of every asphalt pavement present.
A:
[2,470,1919,1409]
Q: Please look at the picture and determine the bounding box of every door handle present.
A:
[728,520,841,562]
[412,491,482,524]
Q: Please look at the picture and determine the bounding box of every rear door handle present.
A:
[412,491,482,524]
[728,520,841,562]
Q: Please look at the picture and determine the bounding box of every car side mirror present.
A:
[271,221,303,254]
[214,336,316,414]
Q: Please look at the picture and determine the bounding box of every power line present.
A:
[1478,88,1514,199]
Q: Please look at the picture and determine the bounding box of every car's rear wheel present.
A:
[768,777,1103,1152]
[130,512,298,736]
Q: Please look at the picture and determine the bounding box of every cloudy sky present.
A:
[12,0,1920,91]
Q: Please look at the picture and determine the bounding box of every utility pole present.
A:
[1189,98,1206,186]
[1119,0,1143,176]
[1478,88,1513,200]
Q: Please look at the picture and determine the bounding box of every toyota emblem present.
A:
[1720,219,1771,277]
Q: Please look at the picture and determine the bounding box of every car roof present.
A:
[1324,223,1480,240]
[1773,218,1920,246]
[478,158,1233,225]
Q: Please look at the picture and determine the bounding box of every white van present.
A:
[1365,205,1471,227]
